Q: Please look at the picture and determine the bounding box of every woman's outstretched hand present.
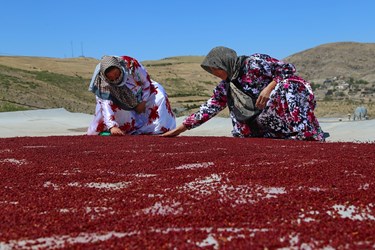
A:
[110,127,124,136]
[161,124,188,137]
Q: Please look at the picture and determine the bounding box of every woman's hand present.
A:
[256,80,277,109]
[161,124,188,137]
[135,101,147,114]
[110,127,124,136]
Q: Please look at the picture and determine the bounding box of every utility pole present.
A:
[71,41,74,58]
[81,42,85,57]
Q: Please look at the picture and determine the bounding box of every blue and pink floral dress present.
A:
[183,54,325,141]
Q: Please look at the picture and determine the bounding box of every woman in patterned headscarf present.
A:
[87,55,176,135]
[163,46,325,141]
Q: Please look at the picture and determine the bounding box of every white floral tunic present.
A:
[87,56,176,135]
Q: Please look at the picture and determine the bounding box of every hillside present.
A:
[0,42,374,118]
[286,42,375,112]
[285,42,375,84]
[0,58,96,113]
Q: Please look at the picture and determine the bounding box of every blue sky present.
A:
[1,0,374,61]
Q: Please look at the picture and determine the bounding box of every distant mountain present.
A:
[285,42,375,84]
[0,42,373,118]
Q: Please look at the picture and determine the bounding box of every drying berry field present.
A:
[0,136,374,249]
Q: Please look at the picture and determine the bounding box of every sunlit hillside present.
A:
[0,42,374,118]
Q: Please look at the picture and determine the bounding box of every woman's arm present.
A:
[134,63,152,101]
[256,80,277,109]
[161,124,188,137]
[98,97,124,135]
[134,100,147,114]
[131,62,151,114]
[162,81,228,137]
[122,56,152,101]
[252,54,296,109]
[183,81,228,129]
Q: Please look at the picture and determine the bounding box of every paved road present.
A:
[0,108,374,142]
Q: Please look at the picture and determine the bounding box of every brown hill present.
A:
[285,42,375,84]
[0,42,374,118]
[0,57,98,113]
[0,56,98,78]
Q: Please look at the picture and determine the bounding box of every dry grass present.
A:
[315,100,373,118]
[0,56,98,78]
[0,49,373,118]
